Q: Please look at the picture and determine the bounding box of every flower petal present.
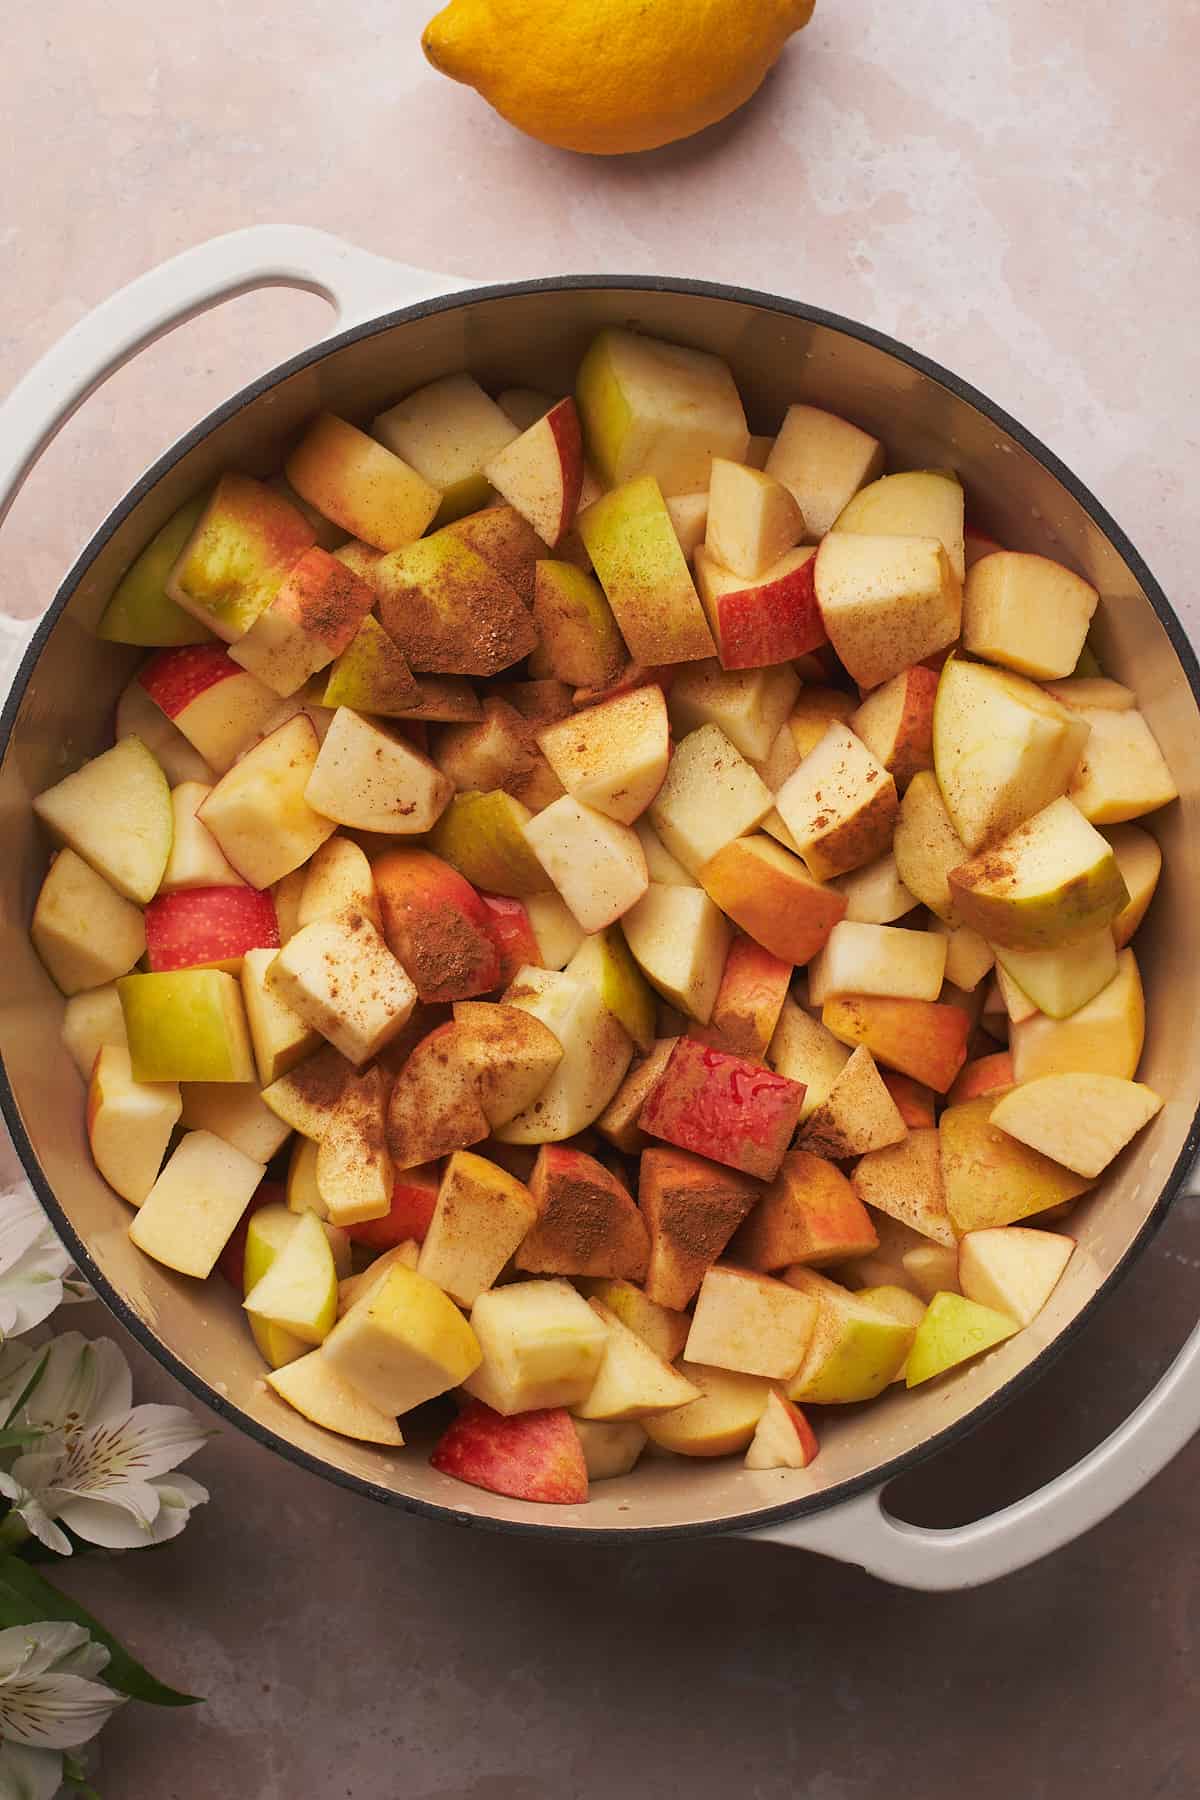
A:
[0,1741,64,1800]
[0,1625,92,1683]
[0,1669,126,1749]
[0,1475,72,1558]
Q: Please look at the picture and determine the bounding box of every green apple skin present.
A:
[97,495,211,646]
[994,930,1117,1019]
[905,1291,1017,1387]
[118,970,256,1083]
[567,927,656,1054]
[577,478,716,667]
[321,617,419,716]
[948,797,1129,951]
[244,1205,308,1368]
[244,1209,338,1348]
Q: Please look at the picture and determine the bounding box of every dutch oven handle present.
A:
[744,1163,1200,1588]
[0,226,471,529]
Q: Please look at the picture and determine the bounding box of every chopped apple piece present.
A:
[595,1038,679,1155]
[432,1401,588,1504]
[991,1073,1161,1178]
[451,1001,565,1128]
[797,1045,908,1158]
[517,1144,649,1280]
[565,929,655,1053]
[323,1262,481,1415]
[820,994,969,1092]
[668,659,799,764]
[963,551,1098,679]
[946,1052,1015,1104]
[705,459,804,579]
[744,1391,819,1470]
[892,769,969,923]
[431,697,549,804]
[1105,824,1162,948]
[994,929,1117,1020]
[643,1362,772,1458]
[995,962,1038,1024]
[577,477,716,666]
[443,503,549,608]
[665,492,709,560]
[574,1301,701,1420]
[576,1277,689,1363]
[260,1043,357,1140]
[536,685,669,825]
[386,1024,490,1167]
[416,1150,538,1306]
[830,853,915,926]
[1010,948,1143,1083]
[525,890,587,968]
[372,373,519,523]
[881,1070,936,1127]
[31,850,145,996]
[160,782,244,892]
[940,1094,1093,1232]
[807,921,946,1005]
[693,934,791,1061]
[898,1247,959,1304]
[86,1045,181,1206]
[429,790,552,897]
[531,559,627,689]
[694,544,823,670]
[116,675,214,787]
[492,967,633,1144]
[958,1227,1074,1326]
[948,797,1127,950]
[638,1145,761,1309]
[371,848,500,1002]
[315,1067,393,1227]
[143,885,278,975]
[98,493,212,646]
[165,473,317,640]
[320,615,419,715]
[267,909,417,1066]
[684,1265,817,1380]
[286,413,440,552]
[464,1278,607,1414]
[833,469,965,577]
[783,1268,915,1402]
[648,724,771,877]
[197,714,335,889]
[479,894,540,988]
[851,1128,954,1246]
[620,884,733,1024]
[266,1350,403,1446]
[814,533,961,689]
[34,734,171,906]
[522,797,648,932]
[700,834,846,968]
[483,397,584,547]
[136,646,280,775]
[928,919,994,991]
[849,665,938,790]
[765,404,884,539]
[118,968,256,1084]
[774,722,898,881]
[62,984,128,1079]
[244,1208,338,1347]
[303,708,452,836]
[639,1036,803,1180]
[732,1151,878,1270]
[767,999,851,1124]
[239,948,320,1085]
[178,1081,291,1164]
[786,687,859,759]
[933,655,1092,851]
[297,837,379,934]
[1067,707,1179,824]
[574,1418,647,1481]
[575,326,749,497]
[370,528,536,675]
[905,1291,1017,1387]
[129,1129,265,1277]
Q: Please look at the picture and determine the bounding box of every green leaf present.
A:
[0,1554,202,1705]
[3,1348,49,1427]
[0,1426,45,1450]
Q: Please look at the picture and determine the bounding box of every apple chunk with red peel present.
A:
[958,1227,1074,1326]
[34,735,172,906]
[948,796,1128,950]
[483,397,584,547]
[480,894,541,988]
[692,934,792,1061]
[797,1045,908,1158]
[700,834,846,968]
[685,1265,819,1380]
[371,529,536,675]
[267,908,417,1067]
[227,547,376,698]
[649,724,772,878]
[522,797,648,932]
[947,1052,1014,1104]
[373,848,500,1001]
[346,1163,440,1253]
[808,921,947,1005]
[577,476,716,666]
[143,886,279,974]
[694,545,823,670]
[531,560,627,689]
[166,472,317,641]
[129,1129,266,1278]
[765,404,884,540]
[814,533,962,690]
[197,714,335,889]
[704,458,805,580]
[320,615,419,716]
[32,850,146,996]
[516,1144,650,1280]
[638,1145,761,1309]
[821,994,970,1092]
[431,1402,588,1505]
[732,1151,878,1271]
[939,1095,1093,1233]
[372,373,520,524]
[851,1128,955,1247]
[850,665,938,790]
[639,1037,804,1180]
[744,1391,819,1471]
[416,1150,538,1307]
[774,723,898,881]
[621,884,733,1025]
[286,413,440,551]
[536,686,669,825]
[87,1045,181,1206]
[137,646,280,776]
[963,550,1098,679]
[304,707,452,836]
[990,1073,1162,1178]
[491,967,633,1144]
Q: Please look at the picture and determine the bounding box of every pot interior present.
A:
[2,280,1197,1538]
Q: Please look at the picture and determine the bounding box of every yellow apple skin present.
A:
[566,928,656,1053]
[939,1095,1092,1233]
[244,1208,339,1349]
[782,1268,915,1402]
[118,970,256,1085]
[905,1291,1017,1387]
[578,478,716,666]
[1010,948,1144,1083]
[243,1206,311,1368]
[948,796,1128,951]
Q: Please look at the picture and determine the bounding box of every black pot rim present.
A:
[2,271,1198,1548]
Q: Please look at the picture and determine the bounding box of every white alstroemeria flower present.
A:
[0,1188,92,1341]
[0,1621,125,1799]
[0,1335,210,1555]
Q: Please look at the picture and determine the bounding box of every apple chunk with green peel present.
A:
[227,547,376,698]
[694,545,823,670]
[137,645,281,775]
[1010,948,1143,1083]
[782,1268,916,1403]
[464,1278,607,1415]
[851,1128,955,1247]
[197,714,335,889]
[431,1402,588,1505]
[948,796,1127,950]
[638,1145,760,1309]
[522,797,648,932]
[87,1045,181,1206]
[536,685,669,825]
[905,1291,1018,1388]
[244,1208,338,1349]
[531,559,627,689]
[34,734,172,906]
[575,326,749,497]
[765,404,884,540]
[166,473,317,641]
[416,1150,538,1307]
[685,1265,818,1380]
[97,493,211,646]
[813,533,962,690]
[371,529,536,676]
[939,1094,1093,1233]
[991,1073,1162,1178]
[963,550,1098,679]
[649,724,772,878]
[731,1151,878,1271]
[324,1261,481,1416]
[480,894,541,988]
[574,1302,701,1422]
[566,928,656,1053]
[443,503,548,609]
[932,654,1092,851]
[1067,707,1179,824]
[372,373,519,524]
[639,1036,804,1181]
[430,790,552,898]
[891,769,969,923]
[516,1144,650,1281]
[129,1129,265,1278]
[119,969,256,1084]
[644,1362,772,1458]
[268,908,417,1067]
[705,458,805,579]
[808,920,947,1005]
[304,707,453,836]
[774,722,898,881]
[373,848,500,1002]
[994,929,1117,1020]
[491,967,633,1144]
[483,397,584,547]
[850,665,938,791]
[767,999,851,1124]
[577,477,716,666]
[832,469,966,580]
[797,1045,908,1158]
[267,1351,403,1447]
[31,849,146,996]
[744,1391,819,1471]
[286,413,440,551]
[320,615,419,715]
[693,934,791,1062]
[699,834,846,968]
[821,994,970,1092]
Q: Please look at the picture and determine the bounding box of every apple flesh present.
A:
[323,1261,482,1415]
[490,967,632,1144]
[62,983,127,1079]
[963,550,1098,679]
[565,928,656,1053]
[118,968,256,1084]
[765,404,884,540]
[137,645,283,775]
[693,933,792,1062]
[416,1150,538,1307]
[699,833,846,968]
[595,1038,679,1155]
[948,796,1127,950]
[536,685,669,825]
[522,797,648,932]
[431,1402,588,1505]
[797,1045,908,1159]
[684,1264,818,1380]
[694,545,823,670]
[958,1227,1074,1326]
[849,665,938,790]
[86,1045,181,1206]
[905,1291,1018,1388]
[244,1207,339,1348]
[643,1361,772,1458]
[525,891,585,969]
[577,477,716,666]
[575,326,749,497]
[732,1150,878,1270]
[808,920,947,1005]
[129,1128,265,1277]
[830,853,915,926]
[851,1128,955,1246]
[744,1391,819,1470]
[574,1301,701,1421]
[267,1350,403,1446]
[268,909,417,1067]
[1010,947,1144,1083]
[1106,824,1162,948]
[991,1073,1161,1178]
[228,547,376,698]
[994,929,1118,1020]
[621,883,733,1025]
[315,1066,394,1227]
[667,658,799,764]
[767,998,851,1124]
[373,848,501,1001]
[821,993,969,1092]
[178,1081,291,1164]
[372,372,519,523]
[115,675,213,785]
[31,849,145,996]
[166,472,317,640]
[483,397,584,547]
[464,1277,607,1414]
[813,533,961,690]
[774,723,898,881]
[832,469,965,578]
[574,1418,647,1480]
[240,948,321,1085]
[97,493,211,645]
[159,782,242,892]
[891,769,970,924]
[705,458,804,580]
[649,724,772,877]
[666,493,709,562]
[386,1024,490,1168]
[1067,706,1179,824]
[939,1094,1093,1232]
[286,413,440,552]
[304,707,453,836]
[782,1268,915,1403]
[34,734,172,906]
[638,1144,761,1308]
[639,1036,804,1180]
[198,714,336,889]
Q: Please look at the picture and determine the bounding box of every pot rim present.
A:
[3,272,1198,1543]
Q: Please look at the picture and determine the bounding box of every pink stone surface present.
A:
[5,3,1200,1794]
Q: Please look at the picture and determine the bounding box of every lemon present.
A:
[422,0,815,156]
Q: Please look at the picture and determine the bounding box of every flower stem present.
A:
[0,1512,30,1550]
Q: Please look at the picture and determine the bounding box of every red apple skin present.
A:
[430,1401,588,1504]
[479,893,542,988]
[964,527,1004,570]
[822,995,970,1094]
[946,1051,1015,1105]
[880,1070,937,1129]
[217,1179,286,1290]
[139,644,243,719]
[544,398,585,546]
[347,1163,441,1249]
[713,554,825,670]
[273,547,376,652]
[781,1397,820,1465]
[144,886,280,971]
[374,849,502,1003]
[392,720,429,754]
[691,935,792,1062]
[639,1037,806,1181]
